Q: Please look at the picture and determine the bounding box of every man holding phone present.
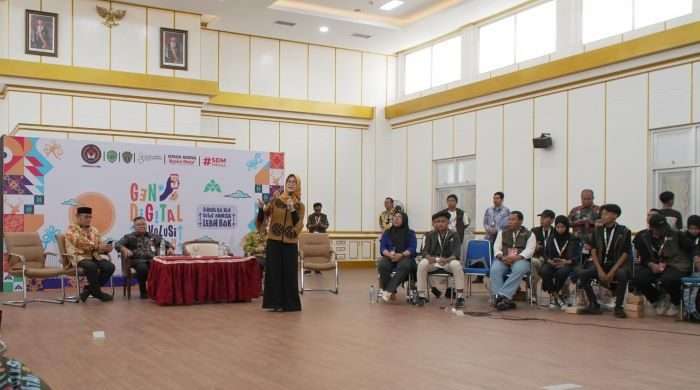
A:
[65,207,115,302]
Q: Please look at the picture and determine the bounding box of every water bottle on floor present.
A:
[369,285,376,303]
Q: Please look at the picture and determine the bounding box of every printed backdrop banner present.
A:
[1,136,284,292]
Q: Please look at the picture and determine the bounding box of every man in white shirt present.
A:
[490,211,536,311]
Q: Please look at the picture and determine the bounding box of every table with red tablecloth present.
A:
[147,256,261,305]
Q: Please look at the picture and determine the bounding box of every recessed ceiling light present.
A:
[319,26,329,33]
[380,0,404,11]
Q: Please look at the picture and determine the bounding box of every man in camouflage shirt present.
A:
[568,189,600,243]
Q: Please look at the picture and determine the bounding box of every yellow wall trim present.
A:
[209,92,375,120]
[12,124,236,145]
[0,59,219,97]
[386,21,700,119]
[202,112,368,130]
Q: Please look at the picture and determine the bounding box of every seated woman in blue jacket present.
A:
[377,212,417,302]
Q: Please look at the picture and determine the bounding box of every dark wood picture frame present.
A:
[160,27,188,71]
[25,9,58,57]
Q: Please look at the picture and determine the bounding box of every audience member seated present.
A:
[377,212,417,303]
[658,191,683,230]
[490,211,535,311]
[685,215,700,263]
[65,207,115,302]
[416,211,465,308]
[577,204,631,318]
[633,214,692,316]
[116,216,174,299]
[539,215,580,309]
[531,209,555,298]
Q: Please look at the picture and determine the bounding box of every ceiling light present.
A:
[319,26,329,33]
[380,0,404,11]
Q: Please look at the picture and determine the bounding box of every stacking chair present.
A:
[681,262,700,321]
[298,233,339,294]
[463,239,493,297]
[2,232,69,308]
[55,234,114,303]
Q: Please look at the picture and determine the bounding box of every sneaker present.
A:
[654,294,671,315]
[431,287,442,299]
[614,306,627,318]
[381,290,392,303]
[455,297,465,309]
[580,304,603,315]
[416,296,428,307]
[665,304,679,317]
[304,270,312,276]
[549,294,561,309]
[496,298,516,311]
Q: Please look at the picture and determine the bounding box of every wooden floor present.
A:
[2,269,699,390]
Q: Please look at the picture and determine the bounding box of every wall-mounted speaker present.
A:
[533,133,552,149]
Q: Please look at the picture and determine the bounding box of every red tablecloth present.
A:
[147,256,261,305]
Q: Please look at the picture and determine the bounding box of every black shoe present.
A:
[431,287,442,299]
[580,304,602,315]
[416,296,428,307]
[455,297,465,309]
[614,306,627,318]
[445,287,455,299]
[496,298,515,311]
[79,287,91,303]
[473,276,484,284]
[304,270,312,275]
[97,292,113,302]
[314,270,322,275]
[140,291,148,299]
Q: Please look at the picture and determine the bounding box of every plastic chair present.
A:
[463,239,492,297]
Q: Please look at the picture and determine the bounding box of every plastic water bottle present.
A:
[159,239,166,256]
[369,285,376,303]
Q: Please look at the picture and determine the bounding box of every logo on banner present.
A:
[81,144,102,165]
[202,156,227,168]
[130,174,183,249]
[105,150,119,163]
[122,151,134,164]
[204,179,222,193]
[224,190,251,199]
[138,153,163,164]
[197,205,237,229]
[166,154,197,166]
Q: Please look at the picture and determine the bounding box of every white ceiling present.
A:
[129,0,528,54]
[300,0,438,18]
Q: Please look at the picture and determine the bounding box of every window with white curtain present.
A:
[478,1,556,73]
[404,36,462,95]
[583,0,693,44]
[432,36,462,87]
[404,47,431,95]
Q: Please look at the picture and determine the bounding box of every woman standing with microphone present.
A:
[259,174,305,312]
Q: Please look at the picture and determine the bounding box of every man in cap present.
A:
[65,207,115,302]
[530,209,556,298]
[633,213,693,316]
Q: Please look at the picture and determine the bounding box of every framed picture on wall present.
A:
[25,10,58,57]
[160,28,188,70]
